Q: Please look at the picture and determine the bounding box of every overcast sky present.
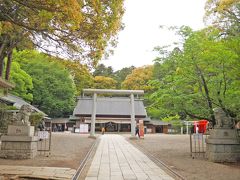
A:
[102,0,207,70]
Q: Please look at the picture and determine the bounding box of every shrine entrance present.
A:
[82,89,144,138]
[105,122,115,132]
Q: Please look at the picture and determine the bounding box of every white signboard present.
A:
[79,124,88,133]
[75,128,80,133]
[38,131,49,139]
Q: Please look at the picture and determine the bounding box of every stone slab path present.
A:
[0,165,76,180]
[85,134,174,180]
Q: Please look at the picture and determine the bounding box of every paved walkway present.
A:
[86,135,174,180]
[0,165,76,180]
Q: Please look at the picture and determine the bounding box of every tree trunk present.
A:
[184,110,210,121]
[195,64,216,125]
[5,50,13,81]
[0,55,4,77]
[0,40,7,77]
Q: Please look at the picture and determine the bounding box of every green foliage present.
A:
[29,112,44,128]
[147,26,240,125]
[9,61,33,102]
[13,50,76,117]
[59,60,93,95]
[93,64,114,78]
[162,115,180,122]
[114,66,135,88]
[93,64,135,88]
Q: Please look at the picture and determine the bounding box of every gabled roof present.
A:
[73,97,147,118]
[0,94,47,116]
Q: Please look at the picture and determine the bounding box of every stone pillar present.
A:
[89,93,97,138]
[130,93,136,139]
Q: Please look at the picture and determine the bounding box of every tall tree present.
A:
[0,0,124,80]
[9,61,33,102]
[93,64,114,77]
[148,28,240,125]
[12,50,76,117]
[114,66,135,88]
[58,60,93,95]
[205,0,240,37]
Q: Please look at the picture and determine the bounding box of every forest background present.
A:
[0,0,239,127]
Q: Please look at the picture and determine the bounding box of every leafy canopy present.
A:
[12,50,76,117]
[0,0,125,78]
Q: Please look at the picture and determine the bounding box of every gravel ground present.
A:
[129,134,240,180]
[0,132,96,170]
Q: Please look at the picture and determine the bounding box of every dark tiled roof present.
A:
[73,97,147,117]
[0,94,47,116]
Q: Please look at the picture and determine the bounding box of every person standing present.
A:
[135,125,140,138]
[101,127,105,135]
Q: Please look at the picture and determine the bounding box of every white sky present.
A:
[102,0,207,70]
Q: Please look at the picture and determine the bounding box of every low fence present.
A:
[190,133,209,159]
[36,129,52,156]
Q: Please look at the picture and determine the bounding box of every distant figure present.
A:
[101,127,105,135]
[196,125,199,134]
[135,125,140,138]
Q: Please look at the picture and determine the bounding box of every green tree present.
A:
[93,64,114,77]
[9,61,33,102]
[114,66,135,88]
[13,50,76,117]
[148,28,240,125]
[59,60,93,95]
[147,48,183,119]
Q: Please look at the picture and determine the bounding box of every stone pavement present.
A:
[0,165,76,180]
[85,134,174,180]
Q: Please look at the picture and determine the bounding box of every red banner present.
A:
[139,120,144,138]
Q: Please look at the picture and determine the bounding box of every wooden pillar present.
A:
[89,93,97,138]
[118,123,120,132]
